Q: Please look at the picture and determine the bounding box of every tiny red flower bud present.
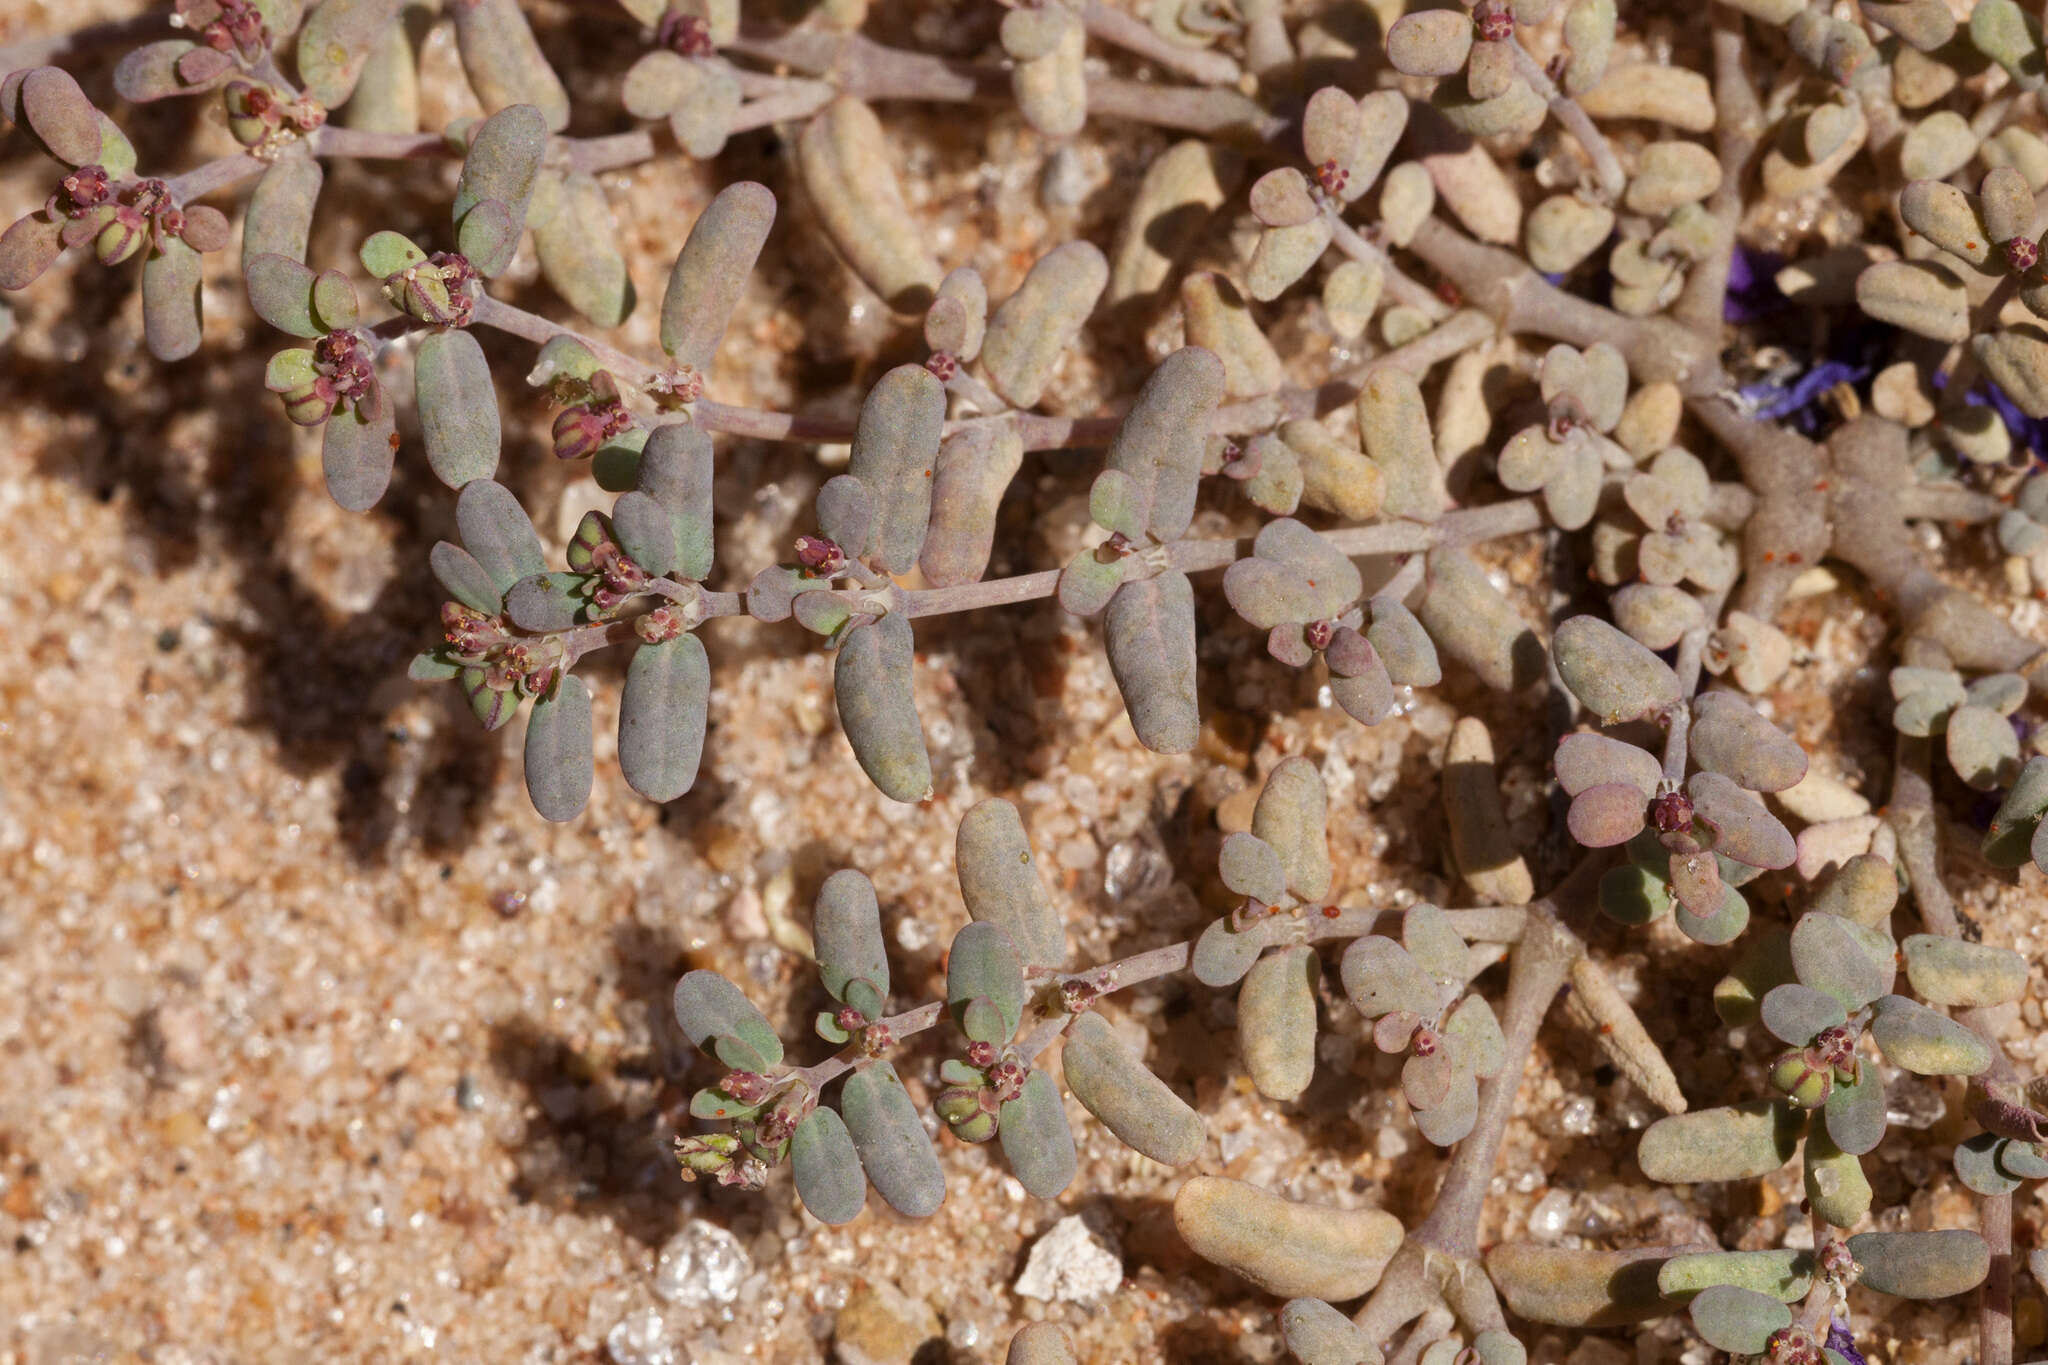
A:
[60,165,110,212]
[1650,790,1693,834]
[1474,0,1514,42]
[1304,619,1336,652]
[2006,236,2040,274]
[660,11,715,56]
[795,535,846,574]
[988,1059,1028,1103]
[925,351,958,382]
[634,606,685,643]
[721,1071,774,1105]
[1766,1325,1823,1365]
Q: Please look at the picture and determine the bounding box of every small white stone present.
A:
[654,1218,750,1309]
[1013,1214,1123,1303]
[1527,1188,1574,1241]
[606,1308,676,1365]
[1374,1126,1409,1159]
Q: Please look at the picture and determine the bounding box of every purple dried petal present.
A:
[1826,1319,1868,1365]
[1723,246,1786,324]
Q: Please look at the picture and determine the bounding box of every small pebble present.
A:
[1014,1213,1124,1303]
[606,1308,675,1365]
[654,1219,749,1308]
[833,1277,941,1365]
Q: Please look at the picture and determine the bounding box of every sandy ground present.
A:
[1,2,2045,1362]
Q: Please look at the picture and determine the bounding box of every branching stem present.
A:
[1078,1,1242,86]
[1507,38,1626,203]
[1890,736,2017,1365]
[788,900,1526,1094]
[1327,213,1453,320]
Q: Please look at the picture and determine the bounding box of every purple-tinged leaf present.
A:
[142,239,204,361]
[1340,936,1437,1019]
[452,104,547,269]
[816,474,876,561]
[415,328,501,487]
[841,1060,945,1217]
[455,478,547,593]
[661,181,776,373]
[0,212,64,290]
[1106,571,1200,755]
[322,381,397,510]
[955,798,1065,969]
[524,673,593,822]
[117,40,229,102]
[636,423,715,582]
[1331,655,1395,726]
[948,920,1025,1043]
[672,969,783,1070]
[1759,982,1848,1046]
[245,252,321,337]
[179,205,231,254]
[298,0,403,108]
[922,421,1024,588]
[791,1108,864,1225]
[530,169,636,327]
[1554,732,1661,798]
[981,241,1108,409]
[1218,831,1284,903]
[849,364,944,575]
[1107,347,1225,542]
[1567,783,1647,848]
[1223,556,1324,630]
[1846,1230,1988,1299]
[999,1067,1076,1199]
[243,156,323,270]
[1689,770,1796,870]
[430,540,503,615]
[1691,691,1809,793]
[835,613,932,803]
[504,572,583,633]
[17,67,102,167]
[1061,1012,1205,1166]
[1673,883,1749,946]
[450,0,569,129]
[814,868,889,1007]
[1554,614,1682,724]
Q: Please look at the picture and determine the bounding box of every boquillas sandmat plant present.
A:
[19,0,2048,1359]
